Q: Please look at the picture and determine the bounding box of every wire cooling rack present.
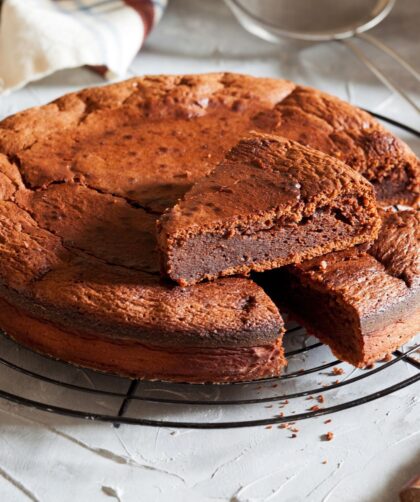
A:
[0,112,418,429]
[0,326,418,429]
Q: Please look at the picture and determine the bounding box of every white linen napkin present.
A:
[0,0,167,95]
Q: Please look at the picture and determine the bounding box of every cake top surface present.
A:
[0,73,295,213]
[158,132,377,238]
[0,73,418,211]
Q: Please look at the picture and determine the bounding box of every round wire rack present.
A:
[0,112,418,429]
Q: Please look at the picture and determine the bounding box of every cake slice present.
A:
[263,209,419,367]
[157,133,380,286]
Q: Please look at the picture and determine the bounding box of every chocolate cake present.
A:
[0,73,418,382]
[263,209,419,367]
[157,133,380,286]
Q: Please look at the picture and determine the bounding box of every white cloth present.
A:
[0,0,167,95]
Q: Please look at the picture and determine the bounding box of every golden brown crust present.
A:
[1,74,417,208]
[254,85,420,205]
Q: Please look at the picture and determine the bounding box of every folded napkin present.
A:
[0,0,167,95]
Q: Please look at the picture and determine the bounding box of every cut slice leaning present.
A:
[157,133,381,286]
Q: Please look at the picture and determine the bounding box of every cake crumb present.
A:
[334,380,340,385]
[309,405,320,412]
[278,412,284,417]
[290,427,299,433]
[322,432,334,441]
[324,419,332,424]
[332,367,344,376]
[322,460,328,464]
[265,425,272,430]
[278,423,288,429]
[265,405,273,408]
[290,433,297,439]
[317,395,325,403]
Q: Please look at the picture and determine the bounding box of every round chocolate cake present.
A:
[0,73,418,382]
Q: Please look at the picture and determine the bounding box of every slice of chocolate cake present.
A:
[263,209,419,367]
[157,133,381,286]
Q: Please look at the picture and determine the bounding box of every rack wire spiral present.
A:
[0,112,418,429]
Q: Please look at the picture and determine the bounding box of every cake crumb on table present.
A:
[332,367,345,376]
[324,419,332,424]
[322,432,334,441]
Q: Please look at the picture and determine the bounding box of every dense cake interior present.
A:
[274,268,365,365]
[164,198,378,286]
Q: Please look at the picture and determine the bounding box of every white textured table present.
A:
[0,1,419,501]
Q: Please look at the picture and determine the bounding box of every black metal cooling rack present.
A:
[0,111,418,429]
[0,327,418,429]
